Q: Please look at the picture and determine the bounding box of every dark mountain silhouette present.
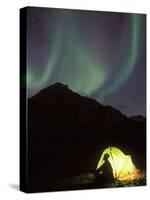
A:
[130,115,146,122]
[27,82,146,192]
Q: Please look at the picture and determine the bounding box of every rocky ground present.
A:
[54,172,146,190]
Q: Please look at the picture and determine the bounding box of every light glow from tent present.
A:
[97,146,141,182]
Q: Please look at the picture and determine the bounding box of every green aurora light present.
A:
[27,13,142,99]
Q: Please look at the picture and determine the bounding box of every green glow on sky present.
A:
[27,23,64,89]
[105,14,141,95]
[27,14,142,97]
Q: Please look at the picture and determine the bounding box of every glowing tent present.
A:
[96,146,141,181]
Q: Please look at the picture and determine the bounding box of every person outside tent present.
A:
[96,153,114,184]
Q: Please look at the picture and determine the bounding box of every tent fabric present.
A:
[96,146,139,181]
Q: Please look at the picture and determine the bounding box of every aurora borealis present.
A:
[27,7,146,116]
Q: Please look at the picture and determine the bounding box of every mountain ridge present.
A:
[28,82,146,145]
[30,82,145,119]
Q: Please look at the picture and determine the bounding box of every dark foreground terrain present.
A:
[25,172,146,192]
[25,83,146,192]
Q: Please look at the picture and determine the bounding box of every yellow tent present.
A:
[96,146,141,181]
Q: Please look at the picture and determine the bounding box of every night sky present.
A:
[26,7,146,117]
